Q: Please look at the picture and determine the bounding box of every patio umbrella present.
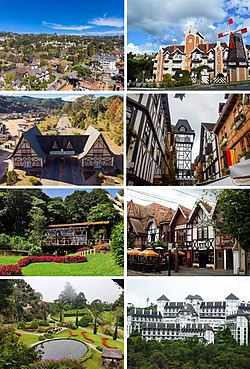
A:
[140,249,159,257]
[164,250,186,256]
[128,249,141,255]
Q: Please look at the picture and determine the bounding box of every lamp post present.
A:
[174,244,179,273]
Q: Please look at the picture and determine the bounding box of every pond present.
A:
[34,338,88,360]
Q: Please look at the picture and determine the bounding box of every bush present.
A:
[0,264,22,276]
[79,314,92,327]
[17,321,26,329]
[38,336,45,341]
[37,328,46,333]
[110,222,124,267]
[6,170,18,185]
[38,320,49,327]
[66,322,77,330]
[0,234,11,250]
[18,255,88,267]
[30,321,39,329]
[29,177,40,186]
[44,333,54,339]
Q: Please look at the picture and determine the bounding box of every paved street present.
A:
[56,115,75,135]
[41,156,84,186]
[127,265,235,277]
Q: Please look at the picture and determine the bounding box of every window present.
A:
[143,121,150,146]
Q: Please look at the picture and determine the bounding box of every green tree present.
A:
[110,222,124,267]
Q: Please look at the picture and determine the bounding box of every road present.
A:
[0,148,12,181]
[56,115,75,135]
[41,156,84,186]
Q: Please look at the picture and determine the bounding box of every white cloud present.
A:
[89,17,124,28]
[209,25,216,30]
[127,42,155,54]
[42,21,93,31]
[128,0,226,37]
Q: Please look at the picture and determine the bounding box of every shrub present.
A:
[6,170,18,185]
[0,264,22,276]
[17,321,26,329]
[38,336,45,341]
[79,314,92,327]
[38,320,49,327]
[37,328,46,333]
[66,322,77,330]
[30,321,39,329]
[44,333,54,339]
[29,177,40,186]
[18,255,88,267]
[110,222,124,267]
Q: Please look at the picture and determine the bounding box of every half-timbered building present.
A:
[79,125,115,169]
[11,125,121,172]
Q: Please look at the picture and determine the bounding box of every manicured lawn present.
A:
[0,253,123,276]
[19,332,41,346]
[82,348,102,369]
[18,327,124,352]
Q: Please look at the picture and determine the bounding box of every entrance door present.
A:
[24,159,32,168]
[95,161,102,168]
[199,251,207,268]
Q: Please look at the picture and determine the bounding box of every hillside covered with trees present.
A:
[0,95,65,113]
[66,95,124,146]
[128,332,250,369]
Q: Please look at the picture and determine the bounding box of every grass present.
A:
[81,348,102,369]
[0,253,123,276]
[18,326,124,352]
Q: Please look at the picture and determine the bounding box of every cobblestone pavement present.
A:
[127,266,235,277]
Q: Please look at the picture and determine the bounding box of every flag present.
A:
[226,150,236,167]
[228,18,233,25]
[218,32,223,38]
[241,28,248,34]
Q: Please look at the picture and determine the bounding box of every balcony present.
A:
[231,113,246,130]
[219,136,228,147]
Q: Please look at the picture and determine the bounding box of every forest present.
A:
[128,332,250,369]
[0,95,65,113]
[0,279,124,369]
[0,188,124,267]
[65,95,124,146]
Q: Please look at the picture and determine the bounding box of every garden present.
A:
[0,279,124,369]
[0,189,124,276]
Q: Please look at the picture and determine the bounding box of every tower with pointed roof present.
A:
[174,119,195,185]
[157,294,169,315]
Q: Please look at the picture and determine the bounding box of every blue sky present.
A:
[128,0,250,54]
[43,188,119,199]
[0,0,124,36]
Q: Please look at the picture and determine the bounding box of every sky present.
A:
[0,0,124,36]
[0,92,123,102]
[20,277,123,302]
[42,188,119,199]
[127,277,250,306]
[127,188,215,211]
[127,0,250,54]
[169,93,226,158]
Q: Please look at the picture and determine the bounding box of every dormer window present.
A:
[179,125,186,132]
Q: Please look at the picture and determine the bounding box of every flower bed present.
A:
[0,255,88,276]
[69,331,78,337]
[101,337,118,349]
[23,328,37,332]
[81,331,95,343]
[0,264,22,276]
[18,255,88,267]
[15,332,22,336]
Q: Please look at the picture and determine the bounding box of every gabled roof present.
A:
[157,294,169,302]
[37,135,88,154]
[78,125,113,159]
[170,205,191,226]
[12,125,46,159]
[202,122,216,132]
[189,201,213,223]
[226,293,239,301]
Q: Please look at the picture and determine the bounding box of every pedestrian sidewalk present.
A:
[127,266,235,277]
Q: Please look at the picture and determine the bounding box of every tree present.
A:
[73,292,88,309]
[61,102,71,114]
[110,222,124,267]
[217,189,250,273]
[87,203,120,225]
[75,310,79,328]
[58,282,77,305]
[90,299,103,335]
[28,206,47,251]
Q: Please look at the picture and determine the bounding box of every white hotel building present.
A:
[128,293,249,345]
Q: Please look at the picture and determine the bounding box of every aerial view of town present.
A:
[127,0,250,89]
[0,93,124,186]
[0,0,124,91]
